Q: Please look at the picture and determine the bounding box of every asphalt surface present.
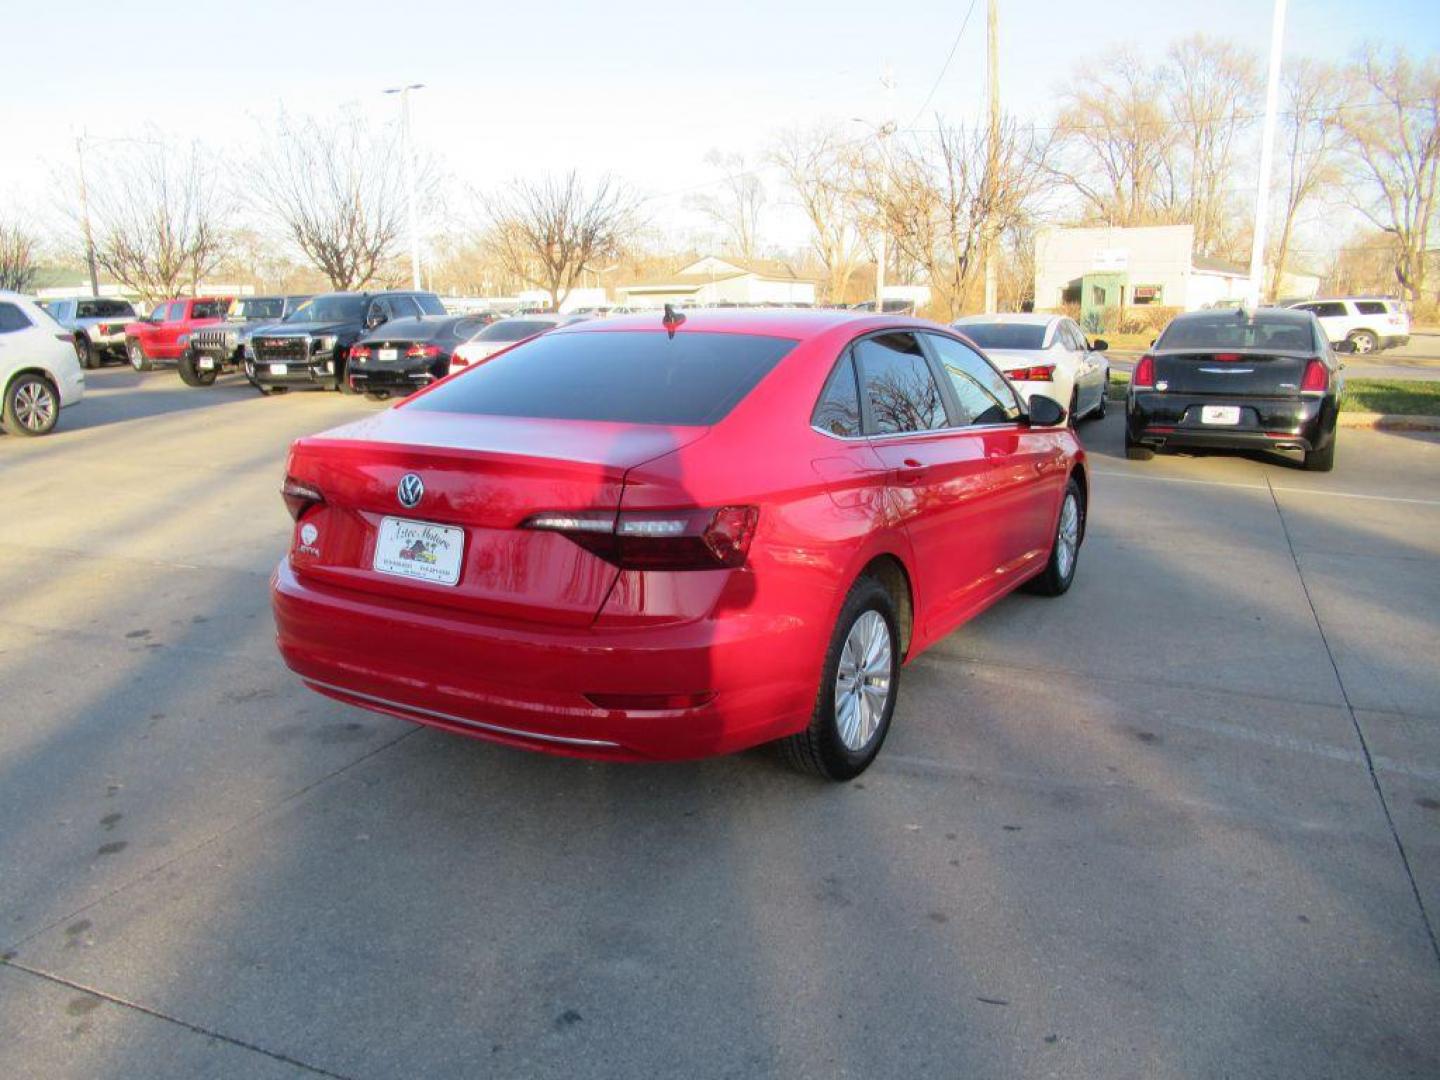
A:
[2,367,1438,1079]
[1109,328,1440,383]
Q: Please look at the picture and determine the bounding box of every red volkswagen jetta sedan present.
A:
[272,310,1086,779]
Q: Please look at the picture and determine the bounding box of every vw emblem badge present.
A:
[397,473,424,509]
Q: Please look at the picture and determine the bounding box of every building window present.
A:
[1132,285,1162,306]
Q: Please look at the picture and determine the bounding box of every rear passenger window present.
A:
[415,295,446,316]
[0,303,32,333]
[166,302,186,321]
[855,332,947,434]
[1308,302,1347,319]
[813,355,862,437]
[1355,301,1386,315]
[924,334,1023,426]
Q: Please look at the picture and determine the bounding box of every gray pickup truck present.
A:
[179,294,311,387]
[42,297,139,368]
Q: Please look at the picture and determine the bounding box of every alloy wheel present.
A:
[14,381,57,432]
[1056,491,1080,580]
[833,610,893,751]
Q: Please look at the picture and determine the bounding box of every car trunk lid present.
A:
[285,409,705,626]
[1153,351,1310,396]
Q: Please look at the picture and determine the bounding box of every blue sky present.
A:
[5,0,1438,250]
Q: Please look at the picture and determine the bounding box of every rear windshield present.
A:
[474,319,556,342]
[77,299,133,318]
[236,298,285,320]
[286,295,365,323]
[1157,314,1318,353]
[192,300,230,320]
[413,330,797,425]
[955,323,1047,350]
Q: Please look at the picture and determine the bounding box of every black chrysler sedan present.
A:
[1126,307,1352,472]
[346,315,491,398]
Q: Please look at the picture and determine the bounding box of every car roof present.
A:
[953,313,1058,327]
[560,308,875,338]
[1171,306,1314,325]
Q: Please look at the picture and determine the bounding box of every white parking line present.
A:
[1093,470,1440,508]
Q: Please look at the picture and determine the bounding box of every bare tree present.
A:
[1164,35,1261,255]
[688,151,766,260]
[770,126,865,304]
[1337,47,1440,304]
[85,140,225,302]
[861,118,1053,319]
[0,221,40,293]
[1049,49,1177,227]
[249,114,412,291]
[483,171,639,309]
[1270,59,1344,297]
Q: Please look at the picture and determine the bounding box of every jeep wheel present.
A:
[178,351,217,387]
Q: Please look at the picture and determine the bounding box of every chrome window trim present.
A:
[811,419,1030,443]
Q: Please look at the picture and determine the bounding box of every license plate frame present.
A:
[378,348,399,363]
[372,516,465,586]
[198,356,214,370]
[269,363,288,376]
[1201,405,1241,426]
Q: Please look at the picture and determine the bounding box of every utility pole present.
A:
[75,135,100,298]
[384,83,426,290]
[874,68,895,314]
[982,0,1000,314]
[1246,0,1287,309]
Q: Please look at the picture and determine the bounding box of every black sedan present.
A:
[1126,307,1352,472]
[346,316,492,399]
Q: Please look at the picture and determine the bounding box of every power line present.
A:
[907,0,982,128]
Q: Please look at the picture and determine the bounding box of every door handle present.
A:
[892,459,927,485]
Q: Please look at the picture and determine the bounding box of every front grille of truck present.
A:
[193,328,229,351]
[252,336,310,364]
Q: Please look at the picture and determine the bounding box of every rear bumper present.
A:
[348,360,442,394]
[1127,392,1336,452]
[271,559,818,761]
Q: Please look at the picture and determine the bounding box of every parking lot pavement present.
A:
[1,368,1437,1079]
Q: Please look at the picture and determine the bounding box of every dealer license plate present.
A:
[198,357,214,370]
[269,363,288,375]
[1201,405,1240,425]
[379,348,398,363]
[372,517,465,586]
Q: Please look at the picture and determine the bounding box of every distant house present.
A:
[1034,225,1296,321]
[615,255,817,308]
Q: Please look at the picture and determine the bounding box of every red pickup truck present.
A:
[124,297,232,371]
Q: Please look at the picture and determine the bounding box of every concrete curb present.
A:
[1338,412,1440,432]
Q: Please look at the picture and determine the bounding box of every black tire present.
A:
[1068,388,1079,427]
[1026,477,1084,596]
[2,373,61,437]
[1093,377,1108,419]
[256,383,287,396]
[779,576,902,781]
[1304,435,1336,472]
[75,334,99,370]
[128,339,152,372]
[177,351,217,387]
[365,391,390,402]
[1347,329,1378,356]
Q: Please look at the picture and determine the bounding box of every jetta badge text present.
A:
[397,473,425,509]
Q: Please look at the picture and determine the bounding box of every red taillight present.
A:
[524,506,760,570]
[350,345,372,360]
[1300,359,1329,393]
[406,343,441,359]
[282,476,324,521]
[1133,355,1156,389]
[1007,364,1056,382]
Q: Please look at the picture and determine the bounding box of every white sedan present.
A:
[0,291,86,437]
[953,314,1110,422]
[449,315,567,374]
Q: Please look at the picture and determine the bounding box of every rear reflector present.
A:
[1007,364,1056,382]
[282,477,324,521]
[525,506,759,570]
[1300,359,1329,393]
[1132,355,1156,389]
[584,691,716,711]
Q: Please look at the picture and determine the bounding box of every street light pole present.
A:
[384,83,426,290]
[983,0,1000,314]
[1246,0,1288,309]
[75,135,100,298]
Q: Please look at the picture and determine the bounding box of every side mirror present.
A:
[1092,338,1109,352]
[1027,394,1067,427]
[1333,339,1356,354]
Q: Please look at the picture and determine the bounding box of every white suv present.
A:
[0,291,86,436]
[1286,297,1410,355]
